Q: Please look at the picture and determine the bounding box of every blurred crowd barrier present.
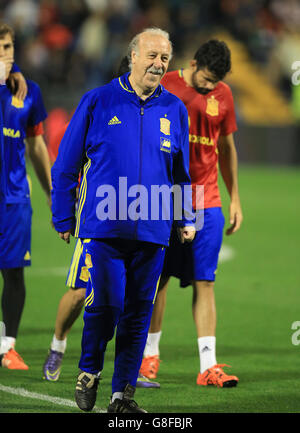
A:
[1,0,300,164]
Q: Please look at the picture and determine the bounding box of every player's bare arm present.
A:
[26,135,52,207]
[0,30,27,99]
[9,71,28,100]
[0,56,28,99]
[218,133,243,235]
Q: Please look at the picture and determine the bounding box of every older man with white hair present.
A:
[51,27,195,413]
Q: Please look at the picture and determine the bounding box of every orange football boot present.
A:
[197,364,238,388]
[1,348,29,370]
[139,355,161,379]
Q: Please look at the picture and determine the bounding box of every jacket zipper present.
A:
[134,103,144,239]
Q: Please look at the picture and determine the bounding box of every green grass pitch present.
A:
[0,164,299,413]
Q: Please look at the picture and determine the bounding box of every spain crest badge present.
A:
[85,253,93,269]
[206,96,219,116]
[160,117,171,135]
[79,266,90,282]
[11,96,24,109]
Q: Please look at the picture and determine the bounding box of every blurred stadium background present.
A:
[2,0,300,164]
[0,0,300,414]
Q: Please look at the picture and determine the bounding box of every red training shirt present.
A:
[161,69,237,209]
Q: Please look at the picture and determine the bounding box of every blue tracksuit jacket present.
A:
[0,64,21,234]
[0,102,4,235]
[51,72,193,246]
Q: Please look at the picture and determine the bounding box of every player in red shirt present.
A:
[140,40,243,388]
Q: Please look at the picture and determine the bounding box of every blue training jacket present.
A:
[0,100,4,235]
[1,64,23,233]
[51,72,193,246]
[0,79,47,204]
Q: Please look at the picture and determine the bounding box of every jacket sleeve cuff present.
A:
[52,217,76,235]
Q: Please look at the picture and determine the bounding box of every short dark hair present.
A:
[117,56,130,76]
[194,40,231,81]
[0,22,15,41]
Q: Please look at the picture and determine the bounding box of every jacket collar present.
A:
[118,72,163,102]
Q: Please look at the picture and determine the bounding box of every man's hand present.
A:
[226,199,243,235]
[177,225,196,244]
[0,55,13,83]
[9,71,28,100]
[59,231,71,244]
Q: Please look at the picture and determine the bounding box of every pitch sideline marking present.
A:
[0,383,106,413]
[219,244,235,263]
[28,245,235,277]
[27,267,69,277]
[0,246,235,411]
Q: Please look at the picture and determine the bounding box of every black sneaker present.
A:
[107,383,147,413]
[75,369,100,412]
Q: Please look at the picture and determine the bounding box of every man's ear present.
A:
[131,51,137,66]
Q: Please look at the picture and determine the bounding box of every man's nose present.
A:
[153,57,163,69]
